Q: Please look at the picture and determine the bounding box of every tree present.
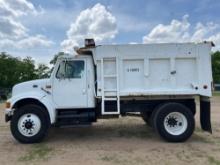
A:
[50,52,65,65]
[20,56,38,81]
[36,63,50,78]
[48,52,65,76]
[212,51,220,84]
[0,52,38,88]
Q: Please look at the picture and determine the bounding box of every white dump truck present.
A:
[5,39,213,143]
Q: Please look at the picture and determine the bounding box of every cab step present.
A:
[55,108,96,126]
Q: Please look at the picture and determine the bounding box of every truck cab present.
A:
[52,55,95,109]
[5,39,213,143]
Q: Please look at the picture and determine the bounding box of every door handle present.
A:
[82,89,86,94]
[170,70,176,75]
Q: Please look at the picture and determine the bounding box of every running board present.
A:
[55,109,96,126]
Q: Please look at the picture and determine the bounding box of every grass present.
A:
[100,154,148,165]
[0,100,5,104]
[100,154,144,165]
[208,156,220,165]
[116,126,153,139]
[175,150,191,163]
[18,144,53,162]
[213,91,220,96]
[100,155,127,164]
[192,133,213,144]
[101,155,115,162]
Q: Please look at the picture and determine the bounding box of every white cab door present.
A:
[52,59,87,108]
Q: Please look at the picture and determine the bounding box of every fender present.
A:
[40,94,56,123]
[9,92,56,124]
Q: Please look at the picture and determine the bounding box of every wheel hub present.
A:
[24,120,34,129]
[18,113,41,137]
[167,116,178,127]
[164,112,188,136]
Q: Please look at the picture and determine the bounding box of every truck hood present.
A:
[12,79,50,97]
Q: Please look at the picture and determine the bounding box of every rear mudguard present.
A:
[200,96,212,133]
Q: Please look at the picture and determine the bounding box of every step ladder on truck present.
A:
[100,57,120,115]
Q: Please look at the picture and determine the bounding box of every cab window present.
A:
[56,60,85,79]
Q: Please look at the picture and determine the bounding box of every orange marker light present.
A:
[5,102,11,108]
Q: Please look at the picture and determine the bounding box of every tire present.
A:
[149,104,165,129]
[153,103,195,142]
[10,104,50,143]
[141,111,152,126]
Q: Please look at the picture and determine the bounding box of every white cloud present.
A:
[191,22,218,41]
[0,17,27,39]
[61,3,117,52]
[208,33,220,49]
[0,39,14,48]
[143,15,190,43]
[143,15,220,50]
[17,35,54,48]
[0,0,53,49]
[0,35,54,49]
[0,0,38,17]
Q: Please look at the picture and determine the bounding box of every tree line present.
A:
[0,51,220,90]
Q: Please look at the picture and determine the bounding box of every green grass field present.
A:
[213,91,220,96]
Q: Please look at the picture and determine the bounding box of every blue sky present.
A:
[1,0,220,64]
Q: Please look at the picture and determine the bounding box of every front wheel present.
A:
[10,104,50,143]
[153,103,195,142]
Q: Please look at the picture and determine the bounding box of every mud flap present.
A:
[200,96,212,133]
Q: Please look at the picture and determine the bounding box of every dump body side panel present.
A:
[93,43,212,97]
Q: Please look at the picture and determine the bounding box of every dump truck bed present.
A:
[88,42,213,97]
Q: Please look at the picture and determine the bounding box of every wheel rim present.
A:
[164,112,188,136]
[18,113,41,137]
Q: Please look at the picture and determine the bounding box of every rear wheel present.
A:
[10,104,50,143]
[153,103,195,142]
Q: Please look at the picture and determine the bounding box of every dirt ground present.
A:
[0,97,220,165]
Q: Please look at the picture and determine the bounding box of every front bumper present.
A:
[5,108,14,122]
[5,114,12,122]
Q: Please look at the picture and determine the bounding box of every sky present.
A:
[1,0,220,64]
